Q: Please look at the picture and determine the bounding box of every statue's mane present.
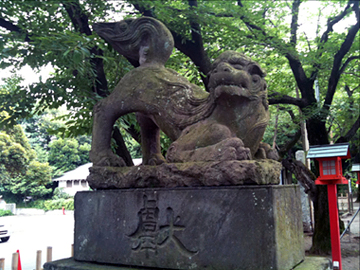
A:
[94,17,174,63]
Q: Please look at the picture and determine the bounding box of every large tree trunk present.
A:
[306,118,333,253]
[310,185,331,254]
[306,118,329,146]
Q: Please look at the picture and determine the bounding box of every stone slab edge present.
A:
[293,256,331,270]
[44,256,331,270]
[43,258,136,270]
[87,159,281,189]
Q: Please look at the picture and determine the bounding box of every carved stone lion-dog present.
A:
[90,17,277,167]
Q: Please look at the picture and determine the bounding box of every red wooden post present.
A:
[327,184,341,270]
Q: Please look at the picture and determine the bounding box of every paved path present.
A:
[0,210,74,270]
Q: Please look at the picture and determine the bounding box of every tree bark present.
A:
[310,185,331,254]
[113,127,134,166]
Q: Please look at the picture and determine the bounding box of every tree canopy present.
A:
[0,116,53,203]
[1,0,359,253]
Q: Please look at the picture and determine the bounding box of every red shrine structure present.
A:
[307,143,351,270]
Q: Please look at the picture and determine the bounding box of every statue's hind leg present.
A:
[136,113,166,165]
[90,98,126,167]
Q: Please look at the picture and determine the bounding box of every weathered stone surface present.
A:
[293,256,331,270]
[43,258,135,270]
[74,185,304,270]
[87,159,281,189]
[90,17,277,168]
[44,256,331,270]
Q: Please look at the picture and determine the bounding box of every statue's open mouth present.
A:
[213,84,251,99]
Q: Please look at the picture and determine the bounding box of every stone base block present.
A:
[87,159,281,189]
[74,185,304,270]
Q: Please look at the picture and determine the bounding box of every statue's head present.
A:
[93,17,174,66]
[208,51,268,109]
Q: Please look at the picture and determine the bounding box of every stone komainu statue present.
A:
[90,17,277,168]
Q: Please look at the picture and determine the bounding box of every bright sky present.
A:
[1,64,53,86]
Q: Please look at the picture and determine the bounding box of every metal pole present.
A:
[341,206,360,239]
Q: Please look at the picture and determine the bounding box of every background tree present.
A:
[48,137,90,176]
[0,115,52,203]
[1,0,359,253]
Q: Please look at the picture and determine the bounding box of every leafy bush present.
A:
[17,199,45,209]
[52,187,71,200]
[44,198,74,211]
[0,209,13,216]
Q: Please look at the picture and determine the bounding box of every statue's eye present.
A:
[252,74,261,84]
[232,64,243,70]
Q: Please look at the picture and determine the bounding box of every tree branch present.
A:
[319,1,353,44]
[335,114,360,143]
[62,1,92,35]
[268,92,307,108]
[282,157,317,199]
[324,2,360,108]
[61,0,109,97]
[187,0,211,85]
[131,1,212,87]
[339,55,360,75]
[278,129,302,158]
[237,1,313,102]
[131,2,154,16]
[113,126,134,166]
[279,106,297,122]
[310,1,354,80]
[0,17,32,42]
[290,0,301,46]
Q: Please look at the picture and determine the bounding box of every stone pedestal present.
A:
[296,150,313,232]
[67,185,303,270]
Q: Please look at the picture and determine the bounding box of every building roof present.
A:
[53,163,92,182]
[307,143,350,159]
[352,164,360,172]
[52,158,143,182]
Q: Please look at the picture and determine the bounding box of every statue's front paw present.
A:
[217,138,251,161]
[148,153,166,166]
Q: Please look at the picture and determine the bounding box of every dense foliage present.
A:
[0,117,53,203]
[0,78,91,201]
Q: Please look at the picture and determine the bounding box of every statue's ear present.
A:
[248,64,266,78]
